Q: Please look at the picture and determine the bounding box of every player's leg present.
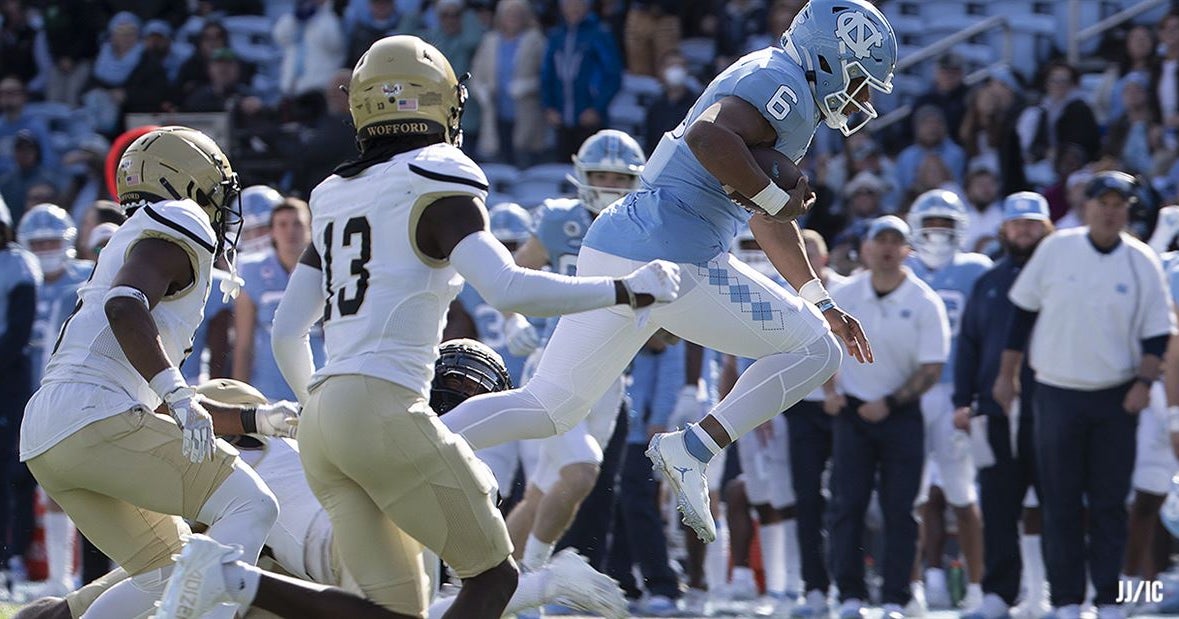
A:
[440,247,661,449]
[650,253,840,541]
[1083,383,1137,609]
[877,409,925,610]
[1125,385,1175,581]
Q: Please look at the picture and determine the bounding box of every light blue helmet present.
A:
[570,129,646,214]
[17,203,77,274]
[238,185,283,254]
[488,202,534,247]
[907,189,967,269]
[1163,473,1179,539]
[781,0,897,136]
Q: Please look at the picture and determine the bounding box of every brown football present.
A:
[726,147,805,216]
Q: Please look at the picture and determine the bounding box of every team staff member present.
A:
[828,216,950,619]
[997,171,1176,619]
[954,192,1054,619]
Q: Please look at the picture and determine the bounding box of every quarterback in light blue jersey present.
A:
[904,189,992,609]
[17,204,94,385]
[234,197,325,401]
[441,0,893,544]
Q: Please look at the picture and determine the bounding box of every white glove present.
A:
[504,313,541,357]
[164,387,215,464]
[1150,205,1179,254]
[619,260,681,307]
[254,401,300,438]
[671,385,701,429]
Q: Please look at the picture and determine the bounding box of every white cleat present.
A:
[155,534,243,619]
[545,548,628,619]
[646,430,716,543]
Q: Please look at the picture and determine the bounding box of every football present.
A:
[726,147,806,217]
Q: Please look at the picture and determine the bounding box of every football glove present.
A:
[254,401,300,438]
[164,387,215,464]
[504,313,541,357]
[619,260,681,307]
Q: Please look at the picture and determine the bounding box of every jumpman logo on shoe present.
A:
[674,466,691,482]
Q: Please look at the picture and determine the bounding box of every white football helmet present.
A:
[569,129,646,214]
[907,189,967,270]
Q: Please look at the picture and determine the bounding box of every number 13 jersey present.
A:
[307,143,490,400]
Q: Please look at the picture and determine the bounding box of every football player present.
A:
[439,0,890,544]
[15,203,93,598]
[261,35,677,618]
[496,129,644,573]
[904,189,993,610]
[17,126,298,618]
[237,185,284,256]
[22,348,627,619]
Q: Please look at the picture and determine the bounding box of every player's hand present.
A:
[953,406,972,431]
[505,314,541,356]
[992,375,1018,415]
[823,392,846,416]
[857,399,889,423]
[620,260,681,307]
[1123,381,1151,415]
[823,306,873,364]
[164,387,215,463]
[255,401,300,438]
[771,176,816,223]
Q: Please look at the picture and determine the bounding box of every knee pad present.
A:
[523,377,594,435]
[198,465,280,546]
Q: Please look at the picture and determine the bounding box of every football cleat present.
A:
[155,534,243,619]
[646,430,717,543]
[545,548,628,619]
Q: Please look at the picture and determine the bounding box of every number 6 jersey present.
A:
[307,143,490,400]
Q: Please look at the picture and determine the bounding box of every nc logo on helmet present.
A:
[835,11,884,59]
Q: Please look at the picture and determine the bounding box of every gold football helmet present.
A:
[195,378,267,407]
[116,126,242,255]
[349,35,466,148]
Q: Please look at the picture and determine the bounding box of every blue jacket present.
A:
[953,255,1035,416]
[627,341,684,444]
[540,13,622,125]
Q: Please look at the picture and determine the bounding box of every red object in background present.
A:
[104,125,159,199]
[25,488,47,581]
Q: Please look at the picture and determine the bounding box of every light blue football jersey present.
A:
[0,243,42,364]
[181,268,234,384]
[239,251,326,401]
[1167,254,1179,306]
[533,197,594,343]
[456,284,529,386]
[584,47,819,263]
[907,252,993,383]
[31,260,93,383]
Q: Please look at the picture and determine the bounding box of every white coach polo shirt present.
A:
[1009,227,1175,391]
[832,269,951,402]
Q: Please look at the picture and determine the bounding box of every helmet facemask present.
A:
[575,171,641,214]
[820,59,892,136]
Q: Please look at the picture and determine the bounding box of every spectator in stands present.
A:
[643,51,697,154]
[0,77,58,178]
[40,0,101,106]
[177,20,231,97]
[1054,169,1093,230]
[470,0,546,167]
[84,11,174,129]
[960,72,1028,196]
[1095,24,1155,125]
[623,0,680,78]
[76,199,125,261]
[1042,142,1091,222]
[143,20,191,84]
[895,105,967,199]
[961,162,1004,253]
[59,134,111,223]
[1103,72,1165,177]
[273,0,345,97]
[541,0,622,162]
[344,0,412,66]
[906,53,969,148]
[999,172,1175,619]
[744,0,801,55]
[90,12,144,91]
[822,170,888,246]
[827,134,899,212]
[1154,13,1179,135]
[418,0,486,148]
[0,132,56,224]
[291,69,355,197]
[1021,61,1101,175]
[183,48,266,119]
[712,0,765,77]
[0,1,37,86]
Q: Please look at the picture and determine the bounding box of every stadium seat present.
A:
[679,38,716,72]
[480,162,522,195]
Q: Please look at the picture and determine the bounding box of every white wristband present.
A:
[149,367,187,401]
[750,181,790,216]
[1169,406,1179,433]
[798,278,829,304]
[104,285,150,309]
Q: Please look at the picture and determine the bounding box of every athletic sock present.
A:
[44,511,74,586]
[706,516,731,592]
[684,424,721,464]
[222,561,261,607]
[522,534,555,572]
[760,521,788,595]
[783,518,802,596]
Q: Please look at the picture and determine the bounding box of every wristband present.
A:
[104,285,150,309]
[149,367,187,401]
[615,279,638,307]
[798,278,829,304]
[750,181,790,216]
[241,407,258,434]
[816,298,836,313]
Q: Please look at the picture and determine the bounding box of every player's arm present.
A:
[499,234,551,355]
[271,246,325,405]
[418,195,678,316]
[443,299,477,340]
[232,289,257,383]
[685,95,812,220]
[513,234,551,270]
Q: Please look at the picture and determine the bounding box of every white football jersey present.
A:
[237,438,335,584]
[308,143,489,400]
[20,200,215,459]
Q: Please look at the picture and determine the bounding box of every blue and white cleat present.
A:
[646,430,716,543]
